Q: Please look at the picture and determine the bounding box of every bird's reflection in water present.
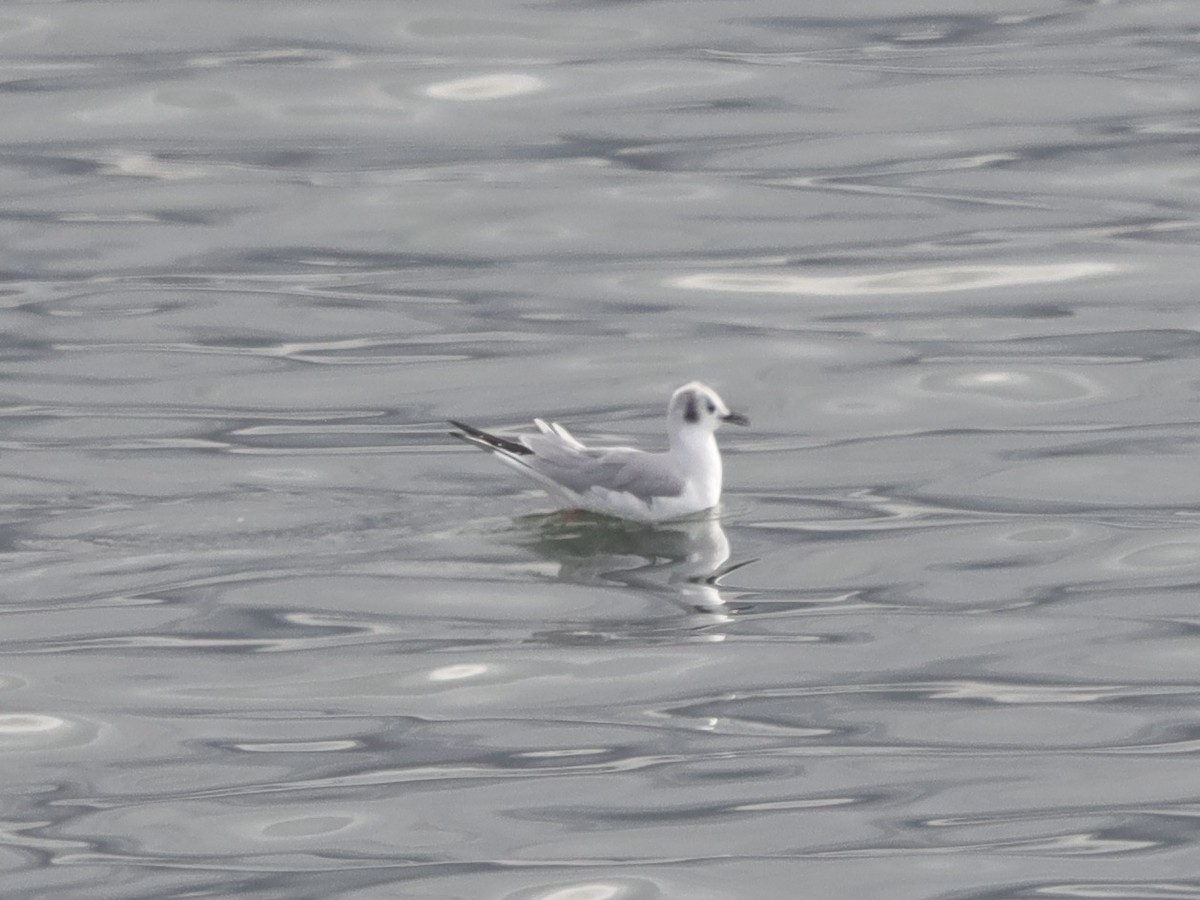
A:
[509,510,751,619]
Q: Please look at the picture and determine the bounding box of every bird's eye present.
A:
[706,400,716,414]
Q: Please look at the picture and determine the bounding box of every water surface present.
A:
[3,1,1200,897]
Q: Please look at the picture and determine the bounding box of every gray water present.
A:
[4,1,1200,897]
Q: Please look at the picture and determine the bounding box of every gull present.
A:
[449,381,748,522]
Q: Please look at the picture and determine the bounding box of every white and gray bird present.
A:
[449,381,748,522]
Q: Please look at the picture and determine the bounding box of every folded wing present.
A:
[522,422,686,501]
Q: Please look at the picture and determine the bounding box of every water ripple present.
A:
[58,732,1200,814]
[997,883,1200,899]
[4,1,1200,894]
[504,881,663,900]
[806,831,1162,858]
[660,679,1200,708]
[0,713,100,751]
[672,262,1117,296]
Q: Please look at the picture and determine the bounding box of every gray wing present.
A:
[522,426,686,500]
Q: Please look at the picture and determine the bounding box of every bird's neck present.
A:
[671,429,722,479]
[673,430,722,509]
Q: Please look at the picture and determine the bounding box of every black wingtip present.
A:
[447,419,533,455]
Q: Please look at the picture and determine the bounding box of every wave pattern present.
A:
[1,1,1199,898]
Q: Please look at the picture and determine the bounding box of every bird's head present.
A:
[668,381,749,435]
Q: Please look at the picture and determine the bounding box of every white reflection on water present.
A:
[428,663,489,682]
[672,261,1118,296]
[423,74,545,101]
[504,880,662,900]
[0,713,100,751]
[509,512,746,615]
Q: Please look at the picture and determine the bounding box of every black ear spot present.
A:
[683,394,699,423]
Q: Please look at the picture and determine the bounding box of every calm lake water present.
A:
[4,1,1200,897]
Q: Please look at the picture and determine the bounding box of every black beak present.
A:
[722,411,750,426]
